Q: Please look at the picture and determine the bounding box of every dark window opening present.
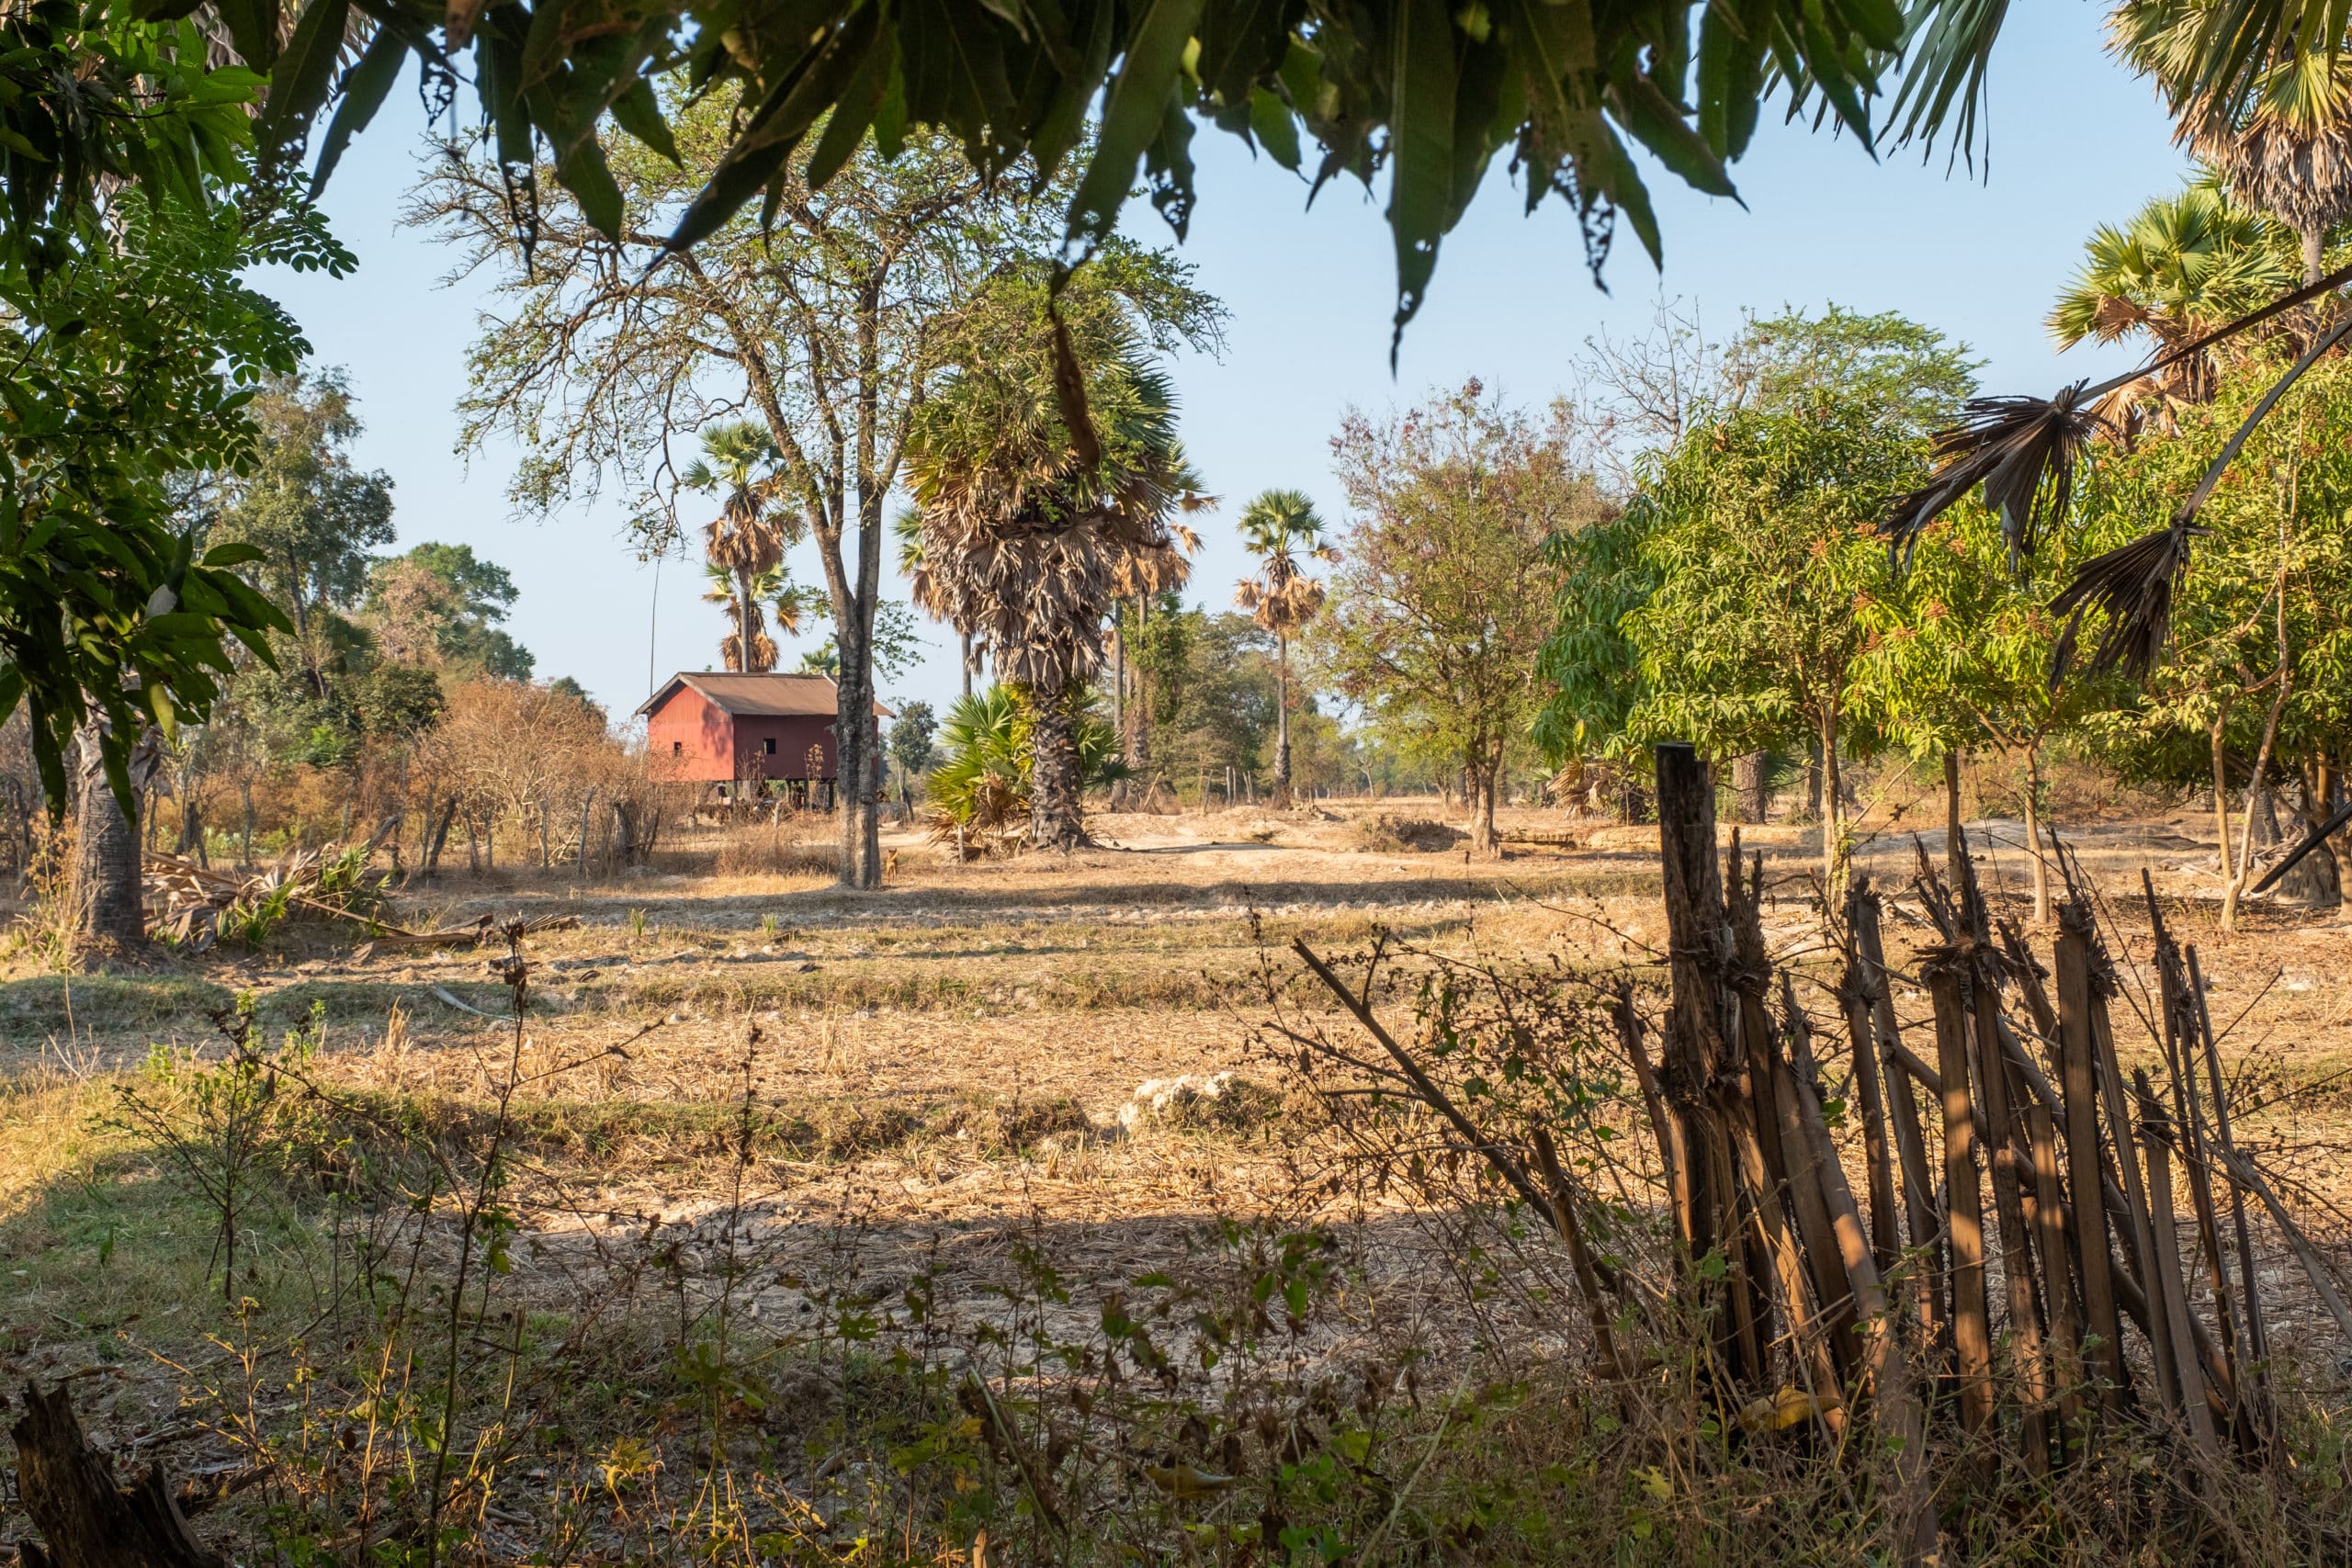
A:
[672,740,683,755]
[763,737,777,755]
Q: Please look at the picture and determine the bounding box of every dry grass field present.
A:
[6,792,2352,1564]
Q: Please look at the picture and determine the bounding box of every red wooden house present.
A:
[637,672,892,808]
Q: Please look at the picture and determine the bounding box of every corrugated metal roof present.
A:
[636,671,896,719]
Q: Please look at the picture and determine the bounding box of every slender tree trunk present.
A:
[2211,717,2234,882]
[1944,749,1965,898]
[959,629,973,697]
[738,569,755,672]
[240,779,254,869]
[1028,677,1085,850]
[72,723,149,956]
[2224,694,2290,933]
[2303,223,2325,288]
[2025,742,2049,926]
[1272,633,1293,807]
[1731,750,1768,824]
[1819,708,1845,899]
[2278,761,2342,906]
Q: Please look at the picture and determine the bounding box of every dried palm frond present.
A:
[2045,303,2352,677]
[1888,255,2352,561]
[1883,387,2110,561]
[2048,520,2200,679]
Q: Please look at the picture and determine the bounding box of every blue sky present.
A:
[255,1,2192,723]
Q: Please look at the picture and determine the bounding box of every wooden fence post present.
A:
[1927,956,1996,1436]
[1654,742,1757,1385]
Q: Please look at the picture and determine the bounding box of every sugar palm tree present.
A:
[2048,178,2296,418]
[684,421,799,676]
[2114,0,2352,285]
[702,561,784,671]
[908,336,1203,851]
[1234,489,1336,807]
[896,506,978,695]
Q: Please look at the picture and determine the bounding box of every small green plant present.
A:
[628,907,649,941]
[215,881,295,948]
[106,997,322,1301]
[759,912,784,940]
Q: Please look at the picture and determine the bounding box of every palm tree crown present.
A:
[2049,178,2295,410]
[684,421,804,674]
[2113,0,2352,282]
[1234,488,1337,638]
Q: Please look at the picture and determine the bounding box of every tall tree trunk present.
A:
[737,568,755,672]
[73,723,151,956]
[1028,678,1085,851]
[2278,761,2342,906]
[240,779,254,869]
[1272,633,1293,807]
[2303,222,2325,288]
[831,581,884,889]
[1125,592,1151,774]
[1731,750,1768,824]
[1471,760,1499,856]
[959,629,973,697]
[2223,694,2290,933]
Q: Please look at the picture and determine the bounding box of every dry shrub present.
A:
[712,815,838,878]
[927,1092,1098,1152]
[1352,810,1464,852]
[409,678,660,872]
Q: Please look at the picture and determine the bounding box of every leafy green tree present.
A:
[1317,382,1595,854]
[1149,610,1280,805]
[209,371,396,691]
[2075,349,2352,920]
[888,700,938,803]
[1538,310,1974,890]
[1234,489,1334,807]
[1862,507,2128,923]
[366,542,533,680]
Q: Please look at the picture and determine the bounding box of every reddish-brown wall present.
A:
[645,687,876,784]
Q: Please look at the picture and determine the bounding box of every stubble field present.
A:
[6,791,2352,1563]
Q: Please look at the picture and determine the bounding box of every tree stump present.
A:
[8,1382,221,1568]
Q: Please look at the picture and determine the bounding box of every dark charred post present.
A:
[1966,953,2052,1471]
[2089,955,2169,1376]
[2028,1101,2086,1452]
[1613,985,1683,1226]
[1927,956,1996,1436]
[2054,905,2124,1407]
[2143,881,2244,1415]
[1654,743,1753,1381]
[1839,881,1901,1273]
[1730,854,1859,1382]
[2135,1070,2221,1454]
[11,1381,223,1568]
[1857,890,1946,1347]
[2187,944,2270,1425]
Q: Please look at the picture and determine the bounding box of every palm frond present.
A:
[1883,387,2109,560]
[2048,520,2199,679]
